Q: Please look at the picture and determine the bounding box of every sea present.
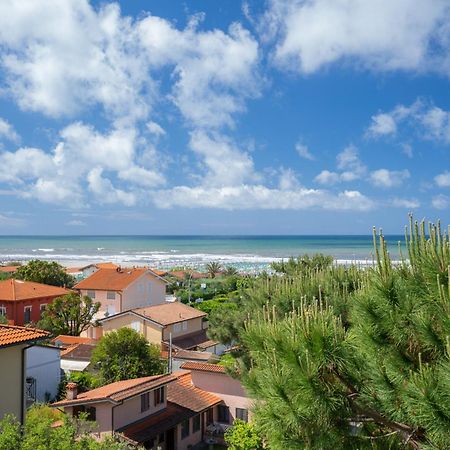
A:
[0,235,406,272]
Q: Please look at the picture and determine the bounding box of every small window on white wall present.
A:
[131,321,140,332]
[87,290,96,299]
[182,321,188,331]
[107,291,116,300]
[173,323,181,333]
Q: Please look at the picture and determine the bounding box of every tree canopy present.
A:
[224,419,263,450]
[91,327,165,384]
[39,292,100,336]
[14,260,75,287]
[237,218,450,449]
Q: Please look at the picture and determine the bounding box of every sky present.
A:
[0,0,449,235]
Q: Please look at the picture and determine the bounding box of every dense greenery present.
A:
[227,218,450,449]
[39,292,100,336]
[0,405,135,449]
[57,371,99,401]
[91,327,165,384]
[14,260,75,287]
[271,253,334,274]
[224,419,263,450]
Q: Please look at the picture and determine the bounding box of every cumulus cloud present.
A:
[0,118,20,143]
[367,100,450,142]
[295,142,314,160]
[390,197,420,209]
[435,171,450,187]
[259,0,450,74]
[370,169,410,188]
[432,194,450,209]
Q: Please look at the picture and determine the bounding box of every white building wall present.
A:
[26,346,61,403]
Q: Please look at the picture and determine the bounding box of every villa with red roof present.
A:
[74,268,168,325]
[0,279,72,326]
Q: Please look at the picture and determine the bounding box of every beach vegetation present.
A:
[270,253,334,275]
[14,260,75,287]
[39,292,100,336]
[91,327,165,384]
[206,261,222,278]
[223,217,450,449]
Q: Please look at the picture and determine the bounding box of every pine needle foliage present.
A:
[239,217,450,450]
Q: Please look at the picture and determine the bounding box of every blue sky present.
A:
[0,0,449,235]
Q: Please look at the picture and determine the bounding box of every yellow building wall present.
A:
[162,317,204,340]
[102,314,163,346]
[0,345,24,422]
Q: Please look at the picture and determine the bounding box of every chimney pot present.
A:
[66,382,78,400]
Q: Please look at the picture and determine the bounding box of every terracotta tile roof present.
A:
[95,262,119,269]
[134,302,206,326]
[0,279,72,301]
[60,343,96,360]
[118,371,222,445]
[52,335,97,346]
[180,361,227,374]
[168,371,222,411]
[0,324,50,348]
[0,266,20,273]
[52,373,177,407]
[74,268,156,291]
[150,268,168,276]
[168,270,206,280]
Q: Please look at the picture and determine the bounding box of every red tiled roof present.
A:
[52,335,97,346]
[0,279,72,301]
[74,268,154,291]
[52,373,177,407]
[60,343,96,360]
[180,361,226,374]
[95,262,119,269]
[0,266,20,273]
[134,303,206,326]
[0,324,50,348]
[168,270,206,280]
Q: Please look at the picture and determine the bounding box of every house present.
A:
[65,262,120,281]
[0,279,72,326]
[0,265,20,274]
[52,370,224,450]
[51,335,97,373]
[74,268,168,327]
[0,325,49,423]
[180,362,252,425]
[99,302,220,353]
[25,344,61,403]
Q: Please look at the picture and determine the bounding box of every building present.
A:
[52,335,98,373]
[74,268,168,324]
[0,279,72,326]
[65,262,120,281]
[25,344,61,403]
[0,265,20,275]
[99,302,221,353]
[180,362,251,425]
[0,325,49,423]
[52,370,224,450]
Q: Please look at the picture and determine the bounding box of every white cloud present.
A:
[370,169,410,188]
[0,118,20,143]
[336,145,366,180]
[435,171,450,187]
[368,100,450,143]
[314,170,340,185]
[401,143,413,158]
[278,168,300,190]
[390,197,420,208]
[295,142,314,160]
[154,184,374,211]
[367,113,397,137]
[66,219,87,226]
[146,121,166,137]
[432,194,450,209]
[260,0,450,74]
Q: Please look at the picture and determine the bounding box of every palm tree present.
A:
[206,261,222,278]
[223,266,239,276]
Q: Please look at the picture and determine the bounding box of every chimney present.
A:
[66,382,78,400]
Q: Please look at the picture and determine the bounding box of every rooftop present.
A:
[0,279,72,301]
[52,335,97,346]
[74,268,164,291]
[180,361,227,374]
[60,343,96,360]
[52,373,177,407]
[135,302,206,326]
[0,265,20,273]
[0,324,50,348]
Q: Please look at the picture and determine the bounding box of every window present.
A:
[193,414,201,433]
[206,408,214,425]
[0,306,6,317]
[181,419,190,439]
[85,406,96,421]
[39,304,47,319]
[236,408,248,422]
[158,433,165,443]
[24,306,32,324]
[106,291,116,300]
[105,305,116,317]
[141,392,150,412]
[182,320,188,331]
[154,386,165,405]
[87,290,96,299]
[131,321,140,332]
[173,323,181,333]
[218,405,230,423]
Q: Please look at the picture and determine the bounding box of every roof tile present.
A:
[0,279,72,301]
[0,324,50,347]
[74,268,155,291]
[180,361,227,374]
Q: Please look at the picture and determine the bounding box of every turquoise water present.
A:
[0,235,405,271]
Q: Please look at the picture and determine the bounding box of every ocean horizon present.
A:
[0,235,406,272]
